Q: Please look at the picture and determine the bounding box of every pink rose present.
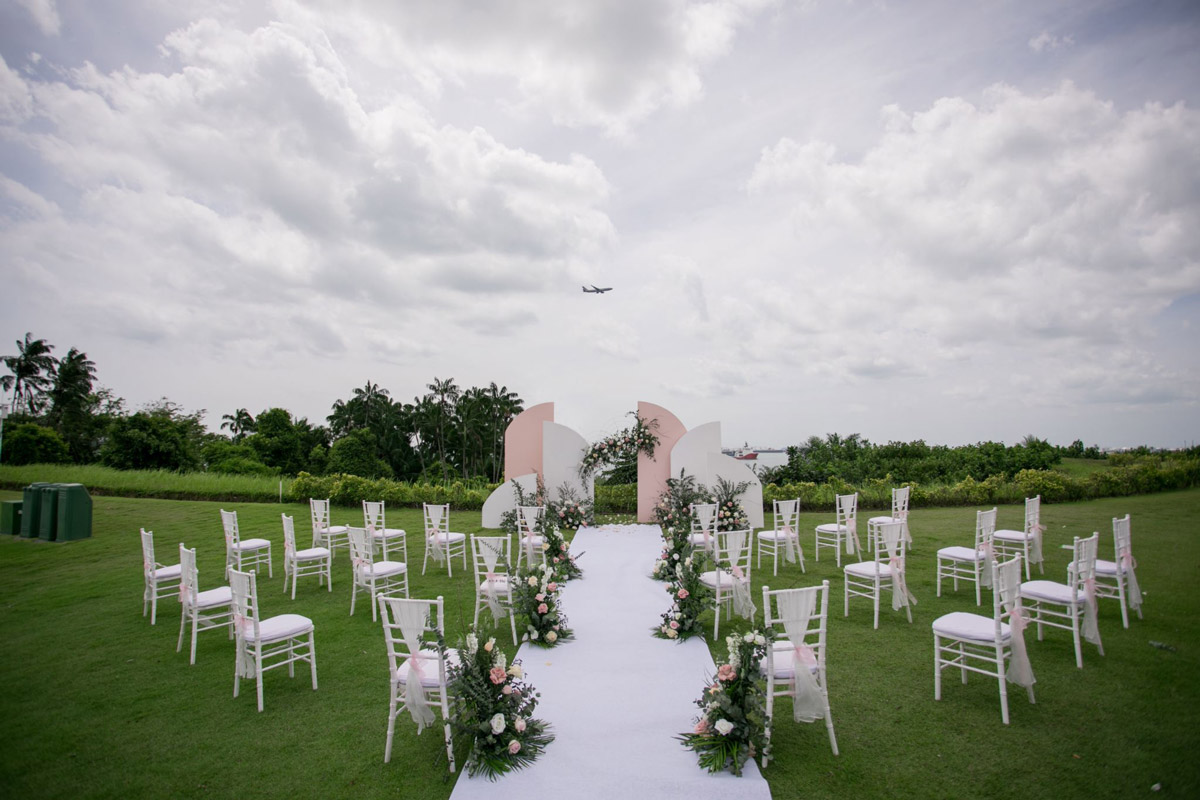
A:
[508,740,521,755]
[547,582,558,592]
[515,717,527,733]
[535,593,546,602]
[677,588,689,599]
[502,685,513,695]
[489,667,507,685]
[717,664,737,682]
[537,603,549,614]
[553,556,561,563]
[669,620,680,630]
[694,718,710,734]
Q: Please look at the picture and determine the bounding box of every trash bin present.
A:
[55,484,92,542]
[0,501,21,535]
[20,483,51,538]
[39,483,62,541]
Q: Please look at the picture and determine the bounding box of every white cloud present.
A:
[12,0,60,37]
[1029,30,1075,52]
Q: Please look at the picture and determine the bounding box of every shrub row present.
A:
[287,472,495,510]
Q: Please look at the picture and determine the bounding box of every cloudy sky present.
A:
[2,0,1198,451]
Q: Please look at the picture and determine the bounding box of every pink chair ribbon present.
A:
[781,525,797,563]
[889,555,918,610]
[1005,602,1036,687]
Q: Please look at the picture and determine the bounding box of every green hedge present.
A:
[287,472,495,510]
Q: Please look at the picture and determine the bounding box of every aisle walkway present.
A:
[450,524,772,800]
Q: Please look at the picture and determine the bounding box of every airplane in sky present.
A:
[582,285,613,294]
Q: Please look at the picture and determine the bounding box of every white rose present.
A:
[507,664,523,679]
[527,576,538,587]
[546,630,558,643]
[715,719,734,736]
[490,713,506,734]
[743,632,754,643]
[754,634,766,645]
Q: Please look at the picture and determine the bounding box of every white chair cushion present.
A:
[937,545,985,562]
[757,530,796,542]
[478,575,511,592]
[294,547,330,561]
[815,523,846,534]
[152,564,182,581]
[235,538,271,551]
[396,647,461,688]
[372,528,406,539]
[370,560,408,577]
[1092,559,1122,576]
[699,570,738,590]
[248,613,314,642]
[932,611,1010,642]
[517,534,543,546]
[760,640,821,679]
[869,515,900,525]
[325,524,348,534]
[844,561,894,579]
[993,528,1033,542]
[1020,580,1082,605]
[194,586,233,608]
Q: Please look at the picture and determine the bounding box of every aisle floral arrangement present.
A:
[512,562,573,647]
[678,631,773,776]
[654,552,712,641]
[651,472,708,580]
[712,475,752,531]
[500,479,584,581]
[448,633,555,780]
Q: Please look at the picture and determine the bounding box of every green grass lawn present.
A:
[1,489,1197,798]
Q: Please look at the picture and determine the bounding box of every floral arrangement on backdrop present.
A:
[448,633,555,780]
[654,551,712,641]
[546,484,593,530]
[578,412,659,478]
[678,630,773,776]
[512,562,573,647]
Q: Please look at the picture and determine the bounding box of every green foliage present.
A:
[2,423,70,465]
[327,429,393,479]
[0,463,286,501]
[202,439,275,476]
[99,408,203,472]
[511,562,573,646]
[245,407,325,475]
[287,472,493,509]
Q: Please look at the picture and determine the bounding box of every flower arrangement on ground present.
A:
[654,552,712,641]
[579,412,659,478]
[500,479,584,581]
[651,472,708,580]
[678,630,773,776]
[712,475,752,531]
[547,483,593,530]
[448,632,555,780]
[512,562,573,647]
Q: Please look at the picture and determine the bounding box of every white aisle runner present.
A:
[450,524,772,800]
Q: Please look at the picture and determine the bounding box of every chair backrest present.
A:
[424,503,449,535]
[1068,533,1100,593]
[975,507,998,549]
[714,529,753,574]
[991,554,1024,626]
[762,581,830,663]
[892,486,910,519]
[179,544,199,605]
[836,493,858,524]
[310,498,331,532]
[379,595,445,680]
[347,526,374,570]
[364,500,386,530]
[1113,514,1132,562]
[692,503,717,535]
[773,499,800,531]
[141,528,156,575]
[472,534,511,580]
[220,509,240,551]
[1024,495,1041,533]
[282,514,297,556]
[517,506,543,537]
[229,568,260,638]
[875,519,907,564]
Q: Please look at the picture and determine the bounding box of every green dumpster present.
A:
[39,483,62,541]
[55,484,92,541]
[20,483,51,538]
[0,501,20,535]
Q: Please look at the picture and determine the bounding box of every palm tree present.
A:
[1,333,57,414]
[426,377,460,474]
[48,348,96,417]
[220,409,256,441]
[485,383,523,482]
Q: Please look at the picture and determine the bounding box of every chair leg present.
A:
[1118,577,1130,629]
[933,636,942,700]
[177,607,187,653]
[309,632,318,690]
[384,689,398,763]
[1071,608,1084,669]
[872,580,880,630]
[190,617,200,665]
[823,699,839,756]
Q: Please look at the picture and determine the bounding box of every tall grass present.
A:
[0,489,1197,798]
[0,464,288,502]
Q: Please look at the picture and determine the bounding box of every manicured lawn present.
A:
[0,489,1197,798]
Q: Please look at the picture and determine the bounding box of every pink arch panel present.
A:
[504,402,554,482]
[637,401,688,523]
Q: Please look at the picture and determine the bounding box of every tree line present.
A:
[1,332,522,483]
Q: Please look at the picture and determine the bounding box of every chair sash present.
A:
[883,527,917,610]
[777,591,824,722]
[781,525,797,563]
[997,566,1035,687]
[979,540,994,588]
[480,540,505,622]
[426,507,446,563]
[1029,522,1045,564]
[724,531,755,620]
[234,612,257,679]
[1082,576,1102,648]
[846,516,861,555]
[1122,551,1142,610]
[396,603,436,733]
